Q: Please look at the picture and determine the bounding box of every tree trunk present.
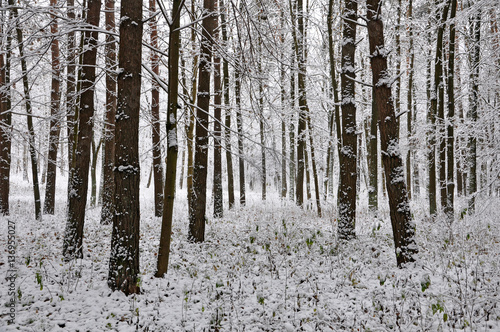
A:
[367,86,379,217]
[338,0,358,240]
[43,0,61,215]
[430,0,450,215]
[9,0,41,220]
[63,0,100,259]
[108,0,142,295]
[406,0,414,200]
[0,5,11,215]
[100,0,117,225]
[304,145,311,201]
[281,65,288,199]
[220,0,234,209]
[445,0,457,222]
[186,0,198,210]
[395,0,402,138]
[367,0,418,266]
[90,139,101,207]
[468,10,480,212]
[290,0,307,207]
[236,62,246,206]
[156,0,182,278]
[307,116,322,217]
[189,0,217,242]
[327,0,342,202]
[259,70,266,201]
[150,0,164,218]
[289,56,296,201]
[213,4,223,217]
[66,0,77,168]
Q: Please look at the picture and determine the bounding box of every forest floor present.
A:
[1,174,500,331]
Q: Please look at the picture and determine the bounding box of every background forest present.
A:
[0,0,499,330]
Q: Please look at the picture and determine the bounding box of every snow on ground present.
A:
[1,175,500,331]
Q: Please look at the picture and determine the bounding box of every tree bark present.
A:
[63,0,101,259]
[150,0,164,218]
[66,0,77,168]
[430,0,450,216]
[468,10,480,212]
[220,0,234,209]
[368,88,378,215]
[90,139,101,207]
[0,5,11,216]
[100,0,117,225]
[186,0,198,210]
[9,0,42,220]
[43,0,62,215]
[108,0,142,295]
[338,0,358,240]
[235,62,246,206]
[213,3,224,217]
[326,0,341,201]
[445,0,457,222]
[367,0,418,266]
[406,0,414,200]
[156,0,182,277]
[189,0,217,242]
[289,56,296,201]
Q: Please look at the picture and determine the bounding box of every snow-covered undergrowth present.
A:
[1,178,499,331]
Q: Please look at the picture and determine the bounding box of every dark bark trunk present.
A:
[90,139,101,207]
[108,0,142,295]
[0,6,11,215]
[430,0,450,215]
[468,10,480,212]
[406,0,414,200]
[326,0,341,201]
[281,78,287,199]
[259,75,266,201]
[100,0,117,225]
[63,0,101,259]
[368,86,379,215]
[150,0,164,218]
[213,6,223,217]
[289,57,296,201]
[220,0,234,209]
[338,0,358,240]
[156,0,182,277]
[445,0,457,222]
[235,65,245,206]
[290,0,307,207]
[189,0,217,242]
[9,0,41,220]
[43,0,61,215]
[66,0,77,168]
[367,0,418,266]
[186,0,198,210]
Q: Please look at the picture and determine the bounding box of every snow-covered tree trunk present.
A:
[63,0,100,259]
[367,0,418,266]
[108,0,142,294]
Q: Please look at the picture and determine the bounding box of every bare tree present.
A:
[0,2,11,216]
[150,0,164,218]
[100,0,117,225]
[156,0,182,278]
[9,0,42,220]
[213,0,224,216]
[189,0,217,242]
[63,0,101,259]
[338,0,358,240]
[108,0,143,294]
[43,0,62,215]
[367,0,418,266]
